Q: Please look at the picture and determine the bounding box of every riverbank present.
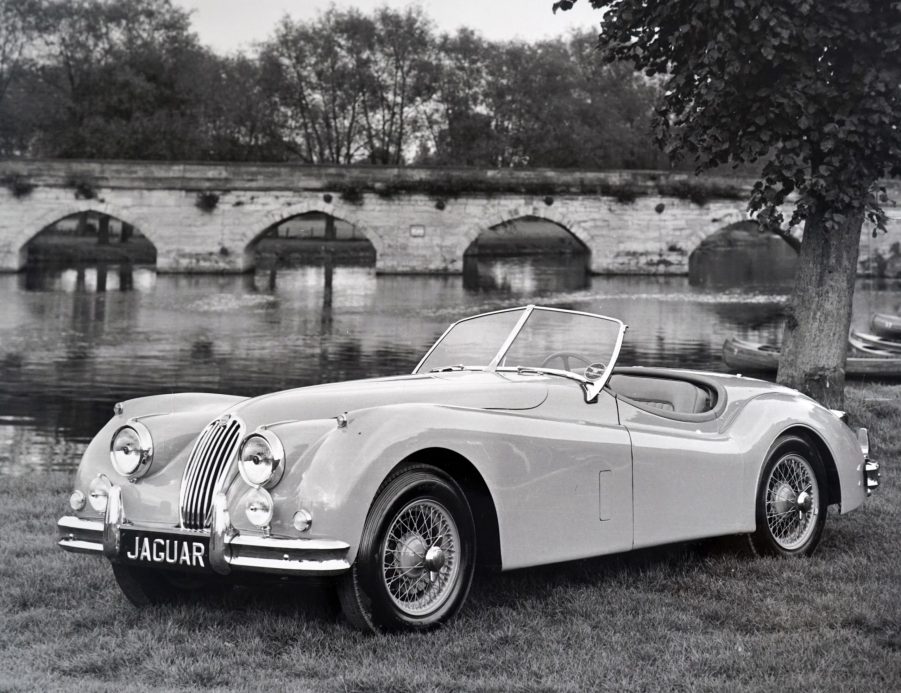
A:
[0,383,897,691]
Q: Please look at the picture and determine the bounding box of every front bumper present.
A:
[57,486,351,576]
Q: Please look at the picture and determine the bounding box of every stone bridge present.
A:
[0,160,896,274]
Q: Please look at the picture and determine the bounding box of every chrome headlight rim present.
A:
[109,421,153,479]
[238,429,286,489]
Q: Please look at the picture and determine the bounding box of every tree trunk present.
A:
[776,208,864,408]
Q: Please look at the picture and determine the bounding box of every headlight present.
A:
[109,422,153,479]
[88,476,111,513]
[245,487,274,528]
[238,431,285,488]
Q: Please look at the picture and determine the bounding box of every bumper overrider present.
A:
[57,486,351,576]
[864,456,880,496]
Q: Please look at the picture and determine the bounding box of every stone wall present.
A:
[0,160,897,274]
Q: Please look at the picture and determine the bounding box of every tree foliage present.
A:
[554,0,901,233]
[0,0,670,168]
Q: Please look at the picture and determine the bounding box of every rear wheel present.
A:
[749,435,827,557]
[338,463,476,632]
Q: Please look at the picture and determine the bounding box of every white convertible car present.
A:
[57,305,879,631]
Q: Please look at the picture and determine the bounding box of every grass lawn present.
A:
[1,384,898,692]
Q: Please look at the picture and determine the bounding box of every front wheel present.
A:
[749,435,828,557]
[338,463,476,632]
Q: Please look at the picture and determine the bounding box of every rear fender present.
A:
[726,393,866,531]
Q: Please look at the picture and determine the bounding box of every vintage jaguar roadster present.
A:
[57,305,880,631]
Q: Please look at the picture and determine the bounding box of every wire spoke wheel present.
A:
[381,499,460,617]
[764,453,819,551]
[338,463,476,632]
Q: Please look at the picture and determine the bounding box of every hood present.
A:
[226,370,548,430]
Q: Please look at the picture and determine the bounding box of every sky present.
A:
[173,0,603,54]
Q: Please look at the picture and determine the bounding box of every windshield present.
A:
[415,305,625,395]
[415,308,526,372]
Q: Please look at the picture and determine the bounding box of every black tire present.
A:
[748,435,828,557]
[111,564,226,606]
[337,463,476,633]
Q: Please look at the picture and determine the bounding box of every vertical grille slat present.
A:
[183,424,218,527]
[188,423,228,526]
[180,417,243,529]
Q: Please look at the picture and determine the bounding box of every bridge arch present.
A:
[461,204,595,258]
[687,218,800,287]
[243,201,382,270]
[7,202,163,270]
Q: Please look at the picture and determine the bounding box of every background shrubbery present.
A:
[0,0,675,170]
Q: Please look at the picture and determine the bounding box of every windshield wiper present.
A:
[510,366,588,384]
[429,364,466,372]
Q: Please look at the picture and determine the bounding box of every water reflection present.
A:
[22,263,156,292]
[1,258,899,474]
[463,255,589,294]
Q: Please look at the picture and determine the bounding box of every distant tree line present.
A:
[0,0,671,169]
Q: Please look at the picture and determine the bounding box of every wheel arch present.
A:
[770,425,842,506]
[392,447,502,571]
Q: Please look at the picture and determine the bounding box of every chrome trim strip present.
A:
[58,538,104,553]
[229,535,351,552]
[58,516,103,532]
[227,555,350,575]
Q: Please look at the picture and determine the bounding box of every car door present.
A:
[484,377,633,570]
[617,398,744,549]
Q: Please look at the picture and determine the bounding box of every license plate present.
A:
[119,529,210,572]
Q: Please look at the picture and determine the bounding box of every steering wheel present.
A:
[540,351,593,372]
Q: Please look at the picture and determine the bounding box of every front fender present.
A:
[288,403,510,565]
[71,393,246,525]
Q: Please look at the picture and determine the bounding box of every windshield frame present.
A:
[413,304,627,400]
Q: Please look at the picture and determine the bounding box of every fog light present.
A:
[88,476,111,513]
[293,509,312,532]
[245,487,273,528]
[69,490,86,511]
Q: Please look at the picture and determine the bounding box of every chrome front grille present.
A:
[180,416,243,529]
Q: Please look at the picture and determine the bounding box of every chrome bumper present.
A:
[57,487,351,576]
[864,457,880,496]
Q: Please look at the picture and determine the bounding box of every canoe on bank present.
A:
[849,329,901,355]
[871,313,901,339]
[722,337,901,377]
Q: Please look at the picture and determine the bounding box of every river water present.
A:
[1,255,899,474]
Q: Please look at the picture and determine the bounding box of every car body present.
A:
[57,305,880,631]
